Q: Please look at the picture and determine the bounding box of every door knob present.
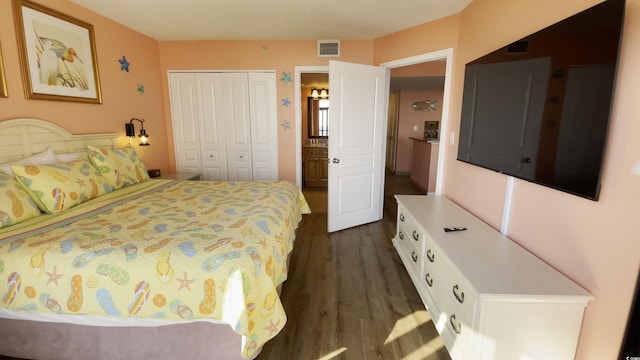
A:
[332,158,340,163]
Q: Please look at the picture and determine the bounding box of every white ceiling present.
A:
[69,0,472,41]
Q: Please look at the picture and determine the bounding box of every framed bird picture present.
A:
[0,40,7,98]
[13,0,102,103]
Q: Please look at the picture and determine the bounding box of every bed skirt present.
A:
[0,318,262,360]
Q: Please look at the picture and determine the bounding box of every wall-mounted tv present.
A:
[457,0,625,201]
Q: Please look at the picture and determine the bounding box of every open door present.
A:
[327,60,390,232]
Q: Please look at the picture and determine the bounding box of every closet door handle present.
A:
[332,158,340,163]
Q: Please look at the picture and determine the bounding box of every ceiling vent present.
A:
[318,40,340,57]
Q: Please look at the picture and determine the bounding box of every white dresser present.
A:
[392,195,593,360]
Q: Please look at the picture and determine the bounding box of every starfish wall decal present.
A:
[279,72,292,85]
[118,56,130,72]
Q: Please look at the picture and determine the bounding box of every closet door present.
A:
[169,73,228,181]
[248,73,279,180]
[223,73,253,181]
[196,73,228,180]
[169,73,203,175]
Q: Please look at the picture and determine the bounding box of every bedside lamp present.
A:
[125,118,150,146]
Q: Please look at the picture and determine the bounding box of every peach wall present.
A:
[377,1,640,359]
[157,40,374,182]
[0,0,169,172]
[2,1,638,358]
[395,89,444,173]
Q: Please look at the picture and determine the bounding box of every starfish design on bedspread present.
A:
[263,318,281,336]
[176,271,195,292]
[46,266,64,286]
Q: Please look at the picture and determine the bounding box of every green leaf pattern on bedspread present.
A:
[0,180,310,359]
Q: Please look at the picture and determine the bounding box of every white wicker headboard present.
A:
[0,118,120,164]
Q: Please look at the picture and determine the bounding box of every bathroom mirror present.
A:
[308,97,329,138]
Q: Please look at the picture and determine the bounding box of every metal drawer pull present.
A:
[449,314,462,334]
[453,284,465,303]
[399,231,404,240]
[399,213,405,222]
[426,249,435,263]
[425,273,433,287]
[411,251,418,262]
[412,230,419,241]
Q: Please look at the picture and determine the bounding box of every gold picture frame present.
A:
[13,0,102,103]
[0,40,7,98]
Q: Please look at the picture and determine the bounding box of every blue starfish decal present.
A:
[118,56,130,72]
[280,120,291,130]
[137,84,145,94]
[282,98,290,107]
[279,72,292,85]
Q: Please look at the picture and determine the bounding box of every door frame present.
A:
[380,48,453,195]
[295,66,328,188]
[294,48,453,195]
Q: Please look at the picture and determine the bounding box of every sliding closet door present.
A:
[248,72,278,180]
[223,73,253,181]
[169,73,203,175]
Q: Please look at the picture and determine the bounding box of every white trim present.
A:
[380,48,454,196]
[501,176,515,236]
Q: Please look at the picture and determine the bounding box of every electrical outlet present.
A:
[413,125,419,131]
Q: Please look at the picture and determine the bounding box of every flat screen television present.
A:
[457,0,625,201]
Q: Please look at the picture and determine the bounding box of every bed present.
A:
[0,118,310,360]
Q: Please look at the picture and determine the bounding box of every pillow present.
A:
[87,144,150,190]
[0,147,57,177]
[12,155,112,214]
[0,172,41,228]
[56,151,86,163]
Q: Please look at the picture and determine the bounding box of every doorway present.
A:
[294,49,453,216]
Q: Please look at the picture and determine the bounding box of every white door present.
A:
[169,73,228,180]
[248,73,279,180]
[223,73,253,181]
[328,60,389,232]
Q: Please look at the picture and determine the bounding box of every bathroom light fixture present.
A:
[125,118,150,146]
[311,88,328,99]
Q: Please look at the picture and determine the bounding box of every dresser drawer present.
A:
[305,148,320,158]
[397,205,424,248]
[440,309,474,360]
[424,242,477,325]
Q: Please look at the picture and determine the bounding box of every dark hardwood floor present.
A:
[257,174,450,360]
